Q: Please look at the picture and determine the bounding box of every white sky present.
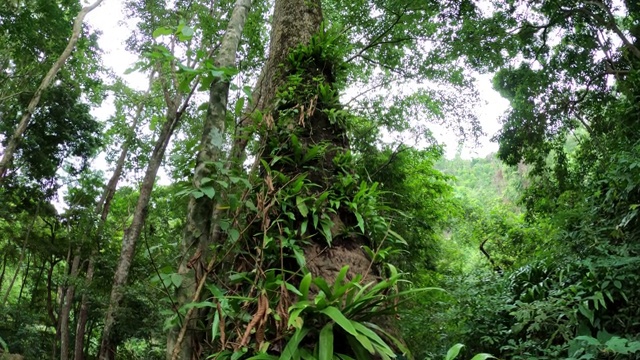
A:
[85,0,509,161]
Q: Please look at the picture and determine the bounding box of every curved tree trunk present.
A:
[0,0,104,180]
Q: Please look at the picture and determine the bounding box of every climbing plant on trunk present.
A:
[170,0,419,358]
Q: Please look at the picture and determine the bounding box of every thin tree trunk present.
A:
[17,252,31,303]
[73,256,94,360]
[0,0,104,179]
[47,258,60,327]
[60,252,81,360]
[54,247,73,360]
[86,320,95,357]
[99,109,181,359]
[30,259,47,307]
[0,250,8,294]
[169,1,253,359]
[1,203,39,306]
[98,79,196,358]
[74,78,151,360]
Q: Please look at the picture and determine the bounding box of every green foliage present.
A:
[237,266,437,360]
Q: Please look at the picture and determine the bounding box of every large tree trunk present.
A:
[232,0,383,352]
[260,0,375,287]
[0,0,104,180]
[179,0,380,356]
[169,1,253,359]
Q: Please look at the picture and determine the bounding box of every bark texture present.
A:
[99,108,182,360]
[60,253,81,360]
[259,0,373,286]
[0,0,104,180]
[169,1,253,359]
[74,88,147,360]
[230,0,323,162]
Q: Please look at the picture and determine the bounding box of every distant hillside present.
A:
[436,154,527,208]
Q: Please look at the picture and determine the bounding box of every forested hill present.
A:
[3,1,640,360]
[436,154,526,208]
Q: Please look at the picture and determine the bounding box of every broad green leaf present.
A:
[346,335,370,360]
[285,282,303,296]
[228,229,240,242]
[354,212,365,233]
[320,306,357,336]
[321,219,333,245]
[152,26,173,38]
[363,322,411,355]
[445,344,464,360]
[386,229,407,245]
[180,25,195,40]
[171,273,183,288]
[351,321,387,347]
[247,354,278,360]
[314,277,332,297]
[470,354,497,360]
[182,301,216,310]
[354,332,375,354]
[280,327,310,360]
[319,323,334,360]
[297,197,309,217]
[235,97,245,117]
[211,309,220,342]
[333,266,349,291]
[293,247,306,268]
[299,273,312,299]
[201,187,216,199]
[192,190,205,199]
[232,349,247,360]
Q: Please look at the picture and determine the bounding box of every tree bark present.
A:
[74,77,151,360]
[1,204,39,306]
[229,0,323,165]
[73,256,94,360]
[98,57,201,356]
[169,2,253,359]
[30,259,47,307]
[243,0,385,350]
[0,250,8,295]
[98,108,182,360]
[46,258,61,327]
[0,0,104,180]
[60,252,81,360]
[17,252,31,303]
